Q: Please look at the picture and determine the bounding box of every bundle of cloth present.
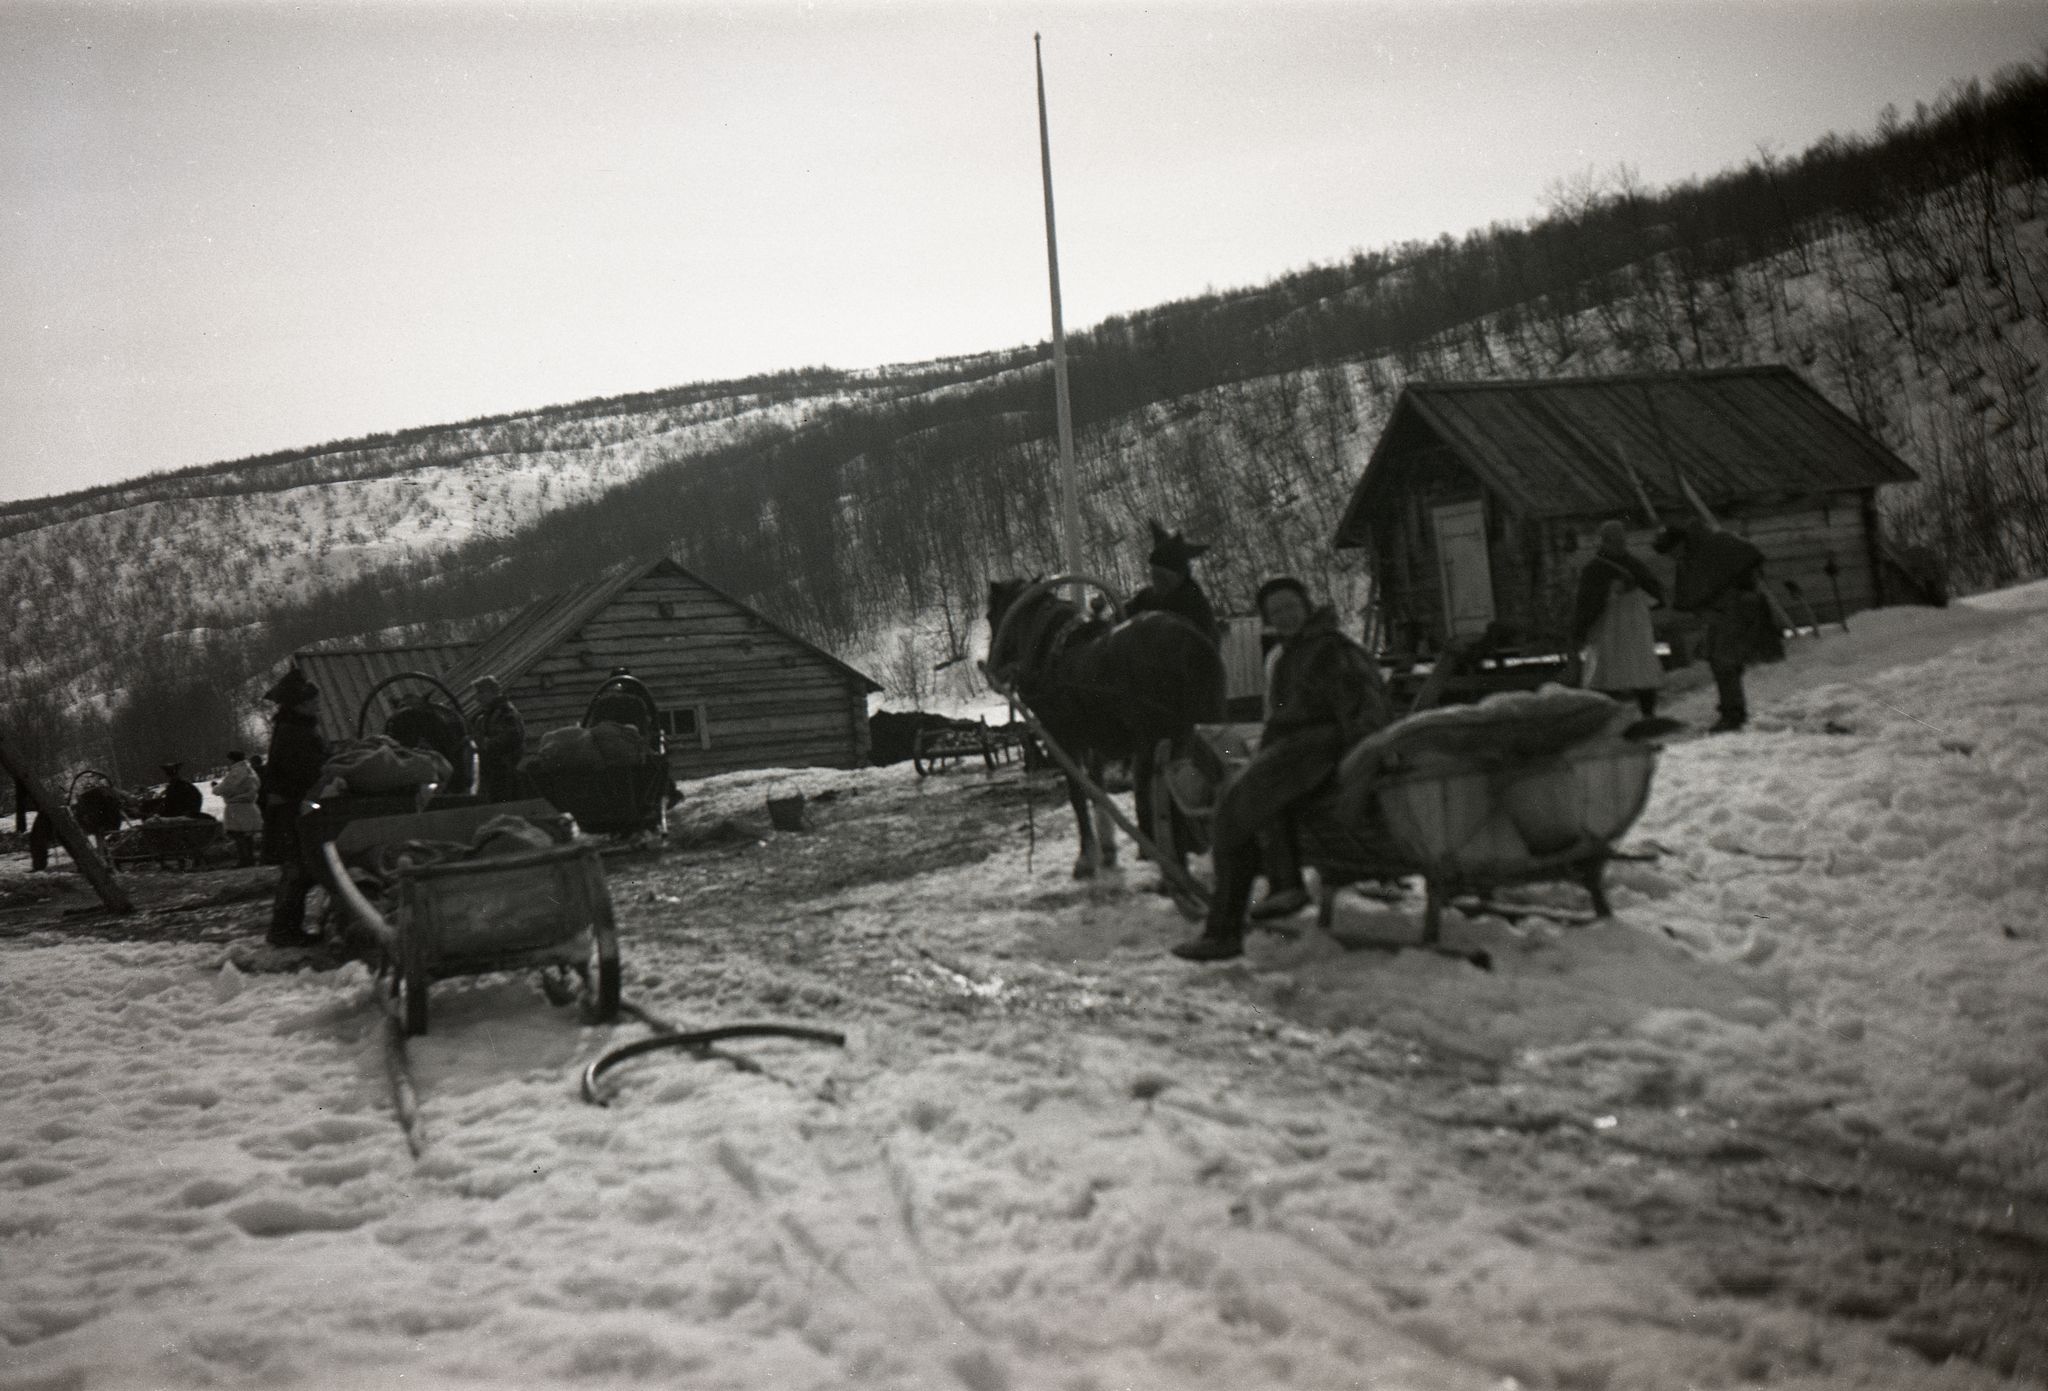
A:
[310,735,453,801]
[1334,686,1651,864]
[522,721,655,776]
[346,813,569,908]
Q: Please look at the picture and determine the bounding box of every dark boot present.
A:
[1249,884,1310,921]
[266,862,314,947]
[1172,918,1244,962]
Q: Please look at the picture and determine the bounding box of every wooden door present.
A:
[1431,499,1496,640]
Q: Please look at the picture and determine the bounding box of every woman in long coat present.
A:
[1572,521,1665,717]
[213,751,262,868]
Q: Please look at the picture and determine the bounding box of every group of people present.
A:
[1119,512,1782,963]
[1572,517,1780,734]
[17,757,249,872]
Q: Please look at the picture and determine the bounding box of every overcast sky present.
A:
[3,0,2043,506]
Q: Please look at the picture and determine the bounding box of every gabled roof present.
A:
[439,556,881,708]
[291,643,476,741]
[1334,365,1918,546]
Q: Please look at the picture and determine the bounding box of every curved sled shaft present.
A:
[582,1023,848,1105]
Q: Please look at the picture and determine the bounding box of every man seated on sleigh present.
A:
[1172,576,1395,962]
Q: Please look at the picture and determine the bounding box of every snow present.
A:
[3,588,2046,1389]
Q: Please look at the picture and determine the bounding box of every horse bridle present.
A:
[981,574,1127,698]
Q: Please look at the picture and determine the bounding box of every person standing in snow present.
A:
[1172,576,1394,962]
[1572,520,1666,718]
[472,676,527,803]
[260,669,329,946]
[213,750,262,868]
[1654,521,1783,733]
[1126,522,1221,645]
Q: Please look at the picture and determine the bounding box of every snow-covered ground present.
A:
[2,585,2045,1389]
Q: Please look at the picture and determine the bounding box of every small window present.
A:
[656,705,709,749]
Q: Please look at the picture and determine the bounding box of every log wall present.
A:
[503,572,871,777]
[1375,473,1887,656]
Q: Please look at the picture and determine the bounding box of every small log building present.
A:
[1332,366,1922,658]
[430,558,881,776]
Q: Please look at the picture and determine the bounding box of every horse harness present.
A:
[997,598,1096,701]
[999,596,1190,729]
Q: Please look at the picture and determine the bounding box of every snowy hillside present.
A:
[0,387,866,695]
[2,580,2043,1389]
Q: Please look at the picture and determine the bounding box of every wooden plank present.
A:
[527,654,845,688]
[565,638,831,669]
[538,665,850,700]
[699,715,860,745]
[579,615,784,640]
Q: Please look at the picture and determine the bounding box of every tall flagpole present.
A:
[1035,33,1082,584]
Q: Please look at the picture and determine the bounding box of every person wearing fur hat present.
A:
[1173,576,1393,961]
[1126,521,1220,644]
[1653,521,1781,732]
[260,667,328,945]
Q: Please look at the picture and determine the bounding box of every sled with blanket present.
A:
[357,671,479,795]
[105,815,222,870]
[295,726,479,891]
[520,674,672,838]
[317,798,621,1036]
[1153,688,1661,945]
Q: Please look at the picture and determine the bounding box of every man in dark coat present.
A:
[1173,577,1393,962]
[261,667,329,945]
[472,676,527,803]
[1126,522,1220,645]
[1654,522,1783,733]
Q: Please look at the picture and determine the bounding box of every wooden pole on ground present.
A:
[0,735,134,914]
[1002,699,1211,908]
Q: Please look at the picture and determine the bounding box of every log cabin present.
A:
[429,558,880,776]
[1332,366,1924,667]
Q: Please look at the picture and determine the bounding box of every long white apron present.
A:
[1581,583,1662,692]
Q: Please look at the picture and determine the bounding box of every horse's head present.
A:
[984,577,1038,684]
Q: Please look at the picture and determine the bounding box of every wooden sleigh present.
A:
[522,673,673,839]
[310,799,622,1036]
[1154,718,1658,946]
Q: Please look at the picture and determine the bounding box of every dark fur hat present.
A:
[1255,575,1311,613]
[261,667,319,705]
[1146,520,1209,575]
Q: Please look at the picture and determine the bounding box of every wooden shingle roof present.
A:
[291,643,476,741]
[438,556,881,711]
[1333,365,1918,546]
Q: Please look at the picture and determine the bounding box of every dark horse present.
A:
[986,578,1225,879]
